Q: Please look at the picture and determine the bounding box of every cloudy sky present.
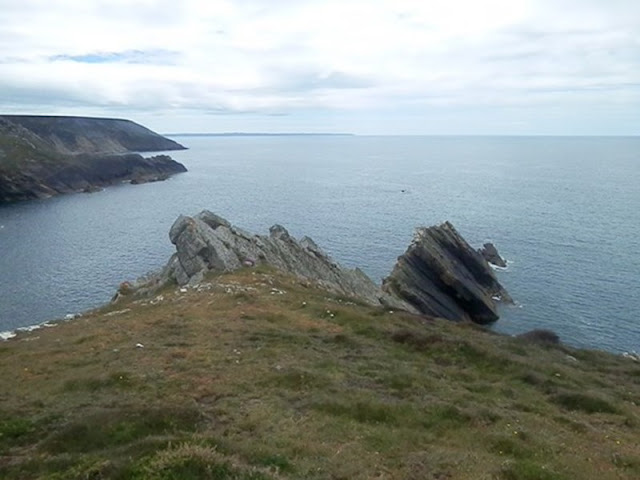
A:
[1,0,638,134]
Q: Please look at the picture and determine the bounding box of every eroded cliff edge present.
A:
[0,115,187,204]
[123,211,511,324]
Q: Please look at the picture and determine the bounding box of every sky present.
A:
[1,0,639,135]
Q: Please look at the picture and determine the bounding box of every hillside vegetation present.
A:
[1,267,639,479]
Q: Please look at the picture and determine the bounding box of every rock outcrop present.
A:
[135,211,414,311]
[479,242,507,268]
[0,116,187,204]
[123,212,511,325]
[382,222,511,324]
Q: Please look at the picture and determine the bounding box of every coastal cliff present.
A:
[1,245,639,479]
[0,115,187,204]
[0,115,185,154]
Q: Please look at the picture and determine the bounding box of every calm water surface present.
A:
[1,136,639,353]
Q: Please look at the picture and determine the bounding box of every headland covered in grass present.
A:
[1,262,639,479]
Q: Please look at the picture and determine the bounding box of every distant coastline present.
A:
[165,132,355,137]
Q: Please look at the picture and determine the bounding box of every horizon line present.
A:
[164,132,639,138]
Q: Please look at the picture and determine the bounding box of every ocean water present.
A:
[0,135,638,353]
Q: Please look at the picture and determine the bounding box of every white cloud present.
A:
[0,0,638,133]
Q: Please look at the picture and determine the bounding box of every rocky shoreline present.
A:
[0,115,187,204]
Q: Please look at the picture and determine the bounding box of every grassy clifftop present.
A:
[1,267,639,479]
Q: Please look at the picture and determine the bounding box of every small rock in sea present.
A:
[136,343,144,349]
[64,313,77,320]
[479,242,508,268]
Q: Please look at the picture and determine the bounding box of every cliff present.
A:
[383,222,512,324]
[1,214,638,479]
[0,116,187,204]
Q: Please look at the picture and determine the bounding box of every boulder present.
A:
[382,222,512,324]
[479,242,507,268]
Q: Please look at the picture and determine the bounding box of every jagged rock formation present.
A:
[126,212,511,326]
[382,222,512,324]
[479,242,507,268]
[134,211,414,311]
[0,115,185,154]
[0,116,187,204]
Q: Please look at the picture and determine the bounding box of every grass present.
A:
[0,267,639,479]
[550,392,620,414]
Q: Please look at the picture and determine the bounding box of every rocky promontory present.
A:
[124,211,510,324]
[0,115,187,204]
[0,115,185,154]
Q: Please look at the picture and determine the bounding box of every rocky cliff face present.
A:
[0,153,186,203]
[0,115,185,154]
[0,116,187,204]
[124,211,510,325]
[382,222,511,324]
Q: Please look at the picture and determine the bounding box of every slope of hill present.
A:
[0,115,185,155]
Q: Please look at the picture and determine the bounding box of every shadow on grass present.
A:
[42,406,202,454]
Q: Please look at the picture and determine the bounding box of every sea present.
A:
[0,135,638,354]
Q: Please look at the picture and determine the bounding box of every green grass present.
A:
[0,268,639,479]
[551,392,620,414]
[43,407,201,454]
[501,460,568,480]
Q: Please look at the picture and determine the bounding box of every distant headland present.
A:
[165,132,355,137]
[0,115,188,204]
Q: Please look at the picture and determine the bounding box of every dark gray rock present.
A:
[479,242,507,268]
[382,222,512,324]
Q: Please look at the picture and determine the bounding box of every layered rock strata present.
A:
[479,242,508,268]
[382,222,511,324]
